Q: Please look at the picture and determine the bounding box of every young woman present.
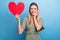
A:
[15,2,44,40]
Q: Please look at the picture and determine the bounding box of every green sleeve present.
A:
[21,17,27,30]
[39,18,43,27]
[38,18,44,31]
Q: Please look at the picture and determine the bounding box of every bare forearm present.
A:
[34,17,42,31]
[18,19,23,34]
[15,14,24,34]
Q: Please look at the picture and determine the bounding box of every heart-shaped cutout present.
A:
[8,2,25,16]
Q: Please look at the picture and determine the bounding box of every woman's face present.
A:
[30,5,38,16]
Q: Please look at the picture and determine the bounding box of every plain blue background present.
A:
[0,0,60,40]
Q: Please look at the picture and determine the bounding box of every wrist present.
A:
[17,18,20,22]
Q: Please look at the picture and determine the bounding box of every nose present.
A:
[32,10,35,13]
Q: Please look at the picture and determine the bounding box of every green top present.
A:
[21,17,43,40]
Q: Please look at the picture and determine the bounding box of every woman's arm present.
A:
[17,18,24,34]
[33,16,42,31]
[15,14,24,34]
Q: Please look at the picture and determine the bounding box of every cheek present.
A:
[35,11,38,15]
[35,10,38,13]
[30,10,34,13]
[35,11,37,13]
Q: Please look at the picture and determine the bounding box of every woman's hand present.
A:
[15,14,20,21]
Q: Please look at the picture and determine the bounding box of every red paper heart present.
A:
[8,2,25,16]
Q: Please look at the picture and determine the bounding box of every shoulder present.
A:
[39,17,43,21]
[23,17,28,21]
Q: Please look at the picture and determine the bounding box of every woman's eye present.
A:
[34,8,37,10]
[31,8,33,10]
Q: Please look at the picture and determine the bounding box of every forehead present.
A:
[30,5,37,8]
